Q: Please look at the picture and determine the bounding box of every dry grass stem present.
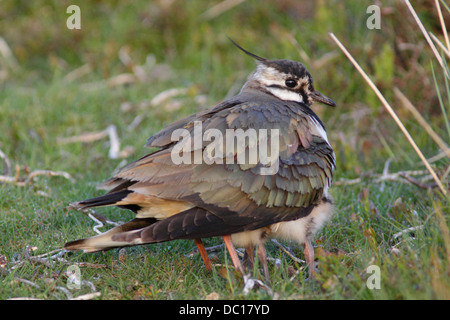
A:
[271,239,306,264]
[403,0,449,78]
[187,244,225,258]
[243,274,273,296]
[430,32,450,59]
[329,32,447,195]
[57,129,110,144]
[201,0,245,20]
[335,167,445,190]
[63,64,92,82]
[394,87,450,158]
[0,169,73,186]
[70,292,102,300]
[435,0,450,53]
[58,125,133,159]
[0,148,11,175]
[427,151,449,164]
[392,225,424,240]
[67,205,122,236]
[0,36,19,69]
[2,245,104,300]
[150,87,188,107]
[106,125,121,159]
[286,32,311,66]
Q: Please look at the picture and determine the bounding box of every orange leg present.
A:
[257,244,270,282]
[222,235,244,274]
[304,239,316,277]
[194,238,212,271]
[243,245,255,270]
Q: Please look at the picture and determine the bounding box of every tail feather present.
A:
[65,205,300,252]
[112,207,259,244]
[69,190,132,210]
[64,217,157,252]
[64,208,238,252]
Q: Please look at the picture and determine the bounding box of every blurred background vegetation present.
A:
[1,0,448,176]
[0,0,448,300]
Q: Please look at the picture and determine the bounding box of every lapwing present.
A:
[65,40,336,281]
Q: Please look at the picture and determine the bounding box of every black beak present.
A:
[310,90,336,107]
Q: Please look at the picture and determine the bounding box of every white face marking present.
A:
[266,86,303,103]
[253,65,304,103]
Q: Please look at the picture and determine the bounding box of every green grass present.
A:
[0,0,449,300]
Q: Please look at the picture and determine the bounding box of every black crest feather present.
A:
[227,37,266,62]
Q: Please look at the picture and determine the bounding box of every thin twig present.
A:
[57,129,109,144]
[70,292,101,300]
[243,274,273,296]
[0,36,19,69]
[2,245,107,300]
[205,244,225,252]
[24,246,53,268]
[15,278,41,289]
[68,206,122,234]
[34,248,67,259]
[58,125,132,159]
[200,0,245,20]
[67,205,123,244]
[0,148,11,176]
[187,243,225,258]
[271,239,306,264]
[394,87,450,158]
[427,151,449,164]
[0,169,74,186]
[443,165,450,181]
[334,169,438,187]
[435,0,450,54]
[55,286,73,299]
[150,88,188,107]
[289,269,301,282]
[0,262,41,289]
[88,212,105,235]
[26,170,74,185]
[392,225,424,240]
[380,158,393,192]
[334,177,362,186]
[430,32,450,59]
[63,64,92,83]
[330,33,447,195]
[106,125,120,159]
[399,173,440,189]
[286,31,311,66]
[57,259,109,269]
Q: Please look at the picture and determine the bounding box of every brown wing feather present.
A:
[65,91,335,251]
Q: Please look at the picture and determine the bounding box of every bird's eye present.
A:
[285,79,297,88]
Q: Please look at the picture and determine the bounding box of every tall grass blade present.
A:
[431,62,450,141]
[403,0,449,79]
[329,33,447,195]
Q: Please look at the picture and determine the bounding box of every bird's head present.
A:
[232,39,336,108]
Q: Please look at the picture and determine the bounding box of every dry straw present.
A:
[329,32,447,195]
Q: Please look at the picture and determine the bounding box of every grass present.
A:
[0,0,449,300]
